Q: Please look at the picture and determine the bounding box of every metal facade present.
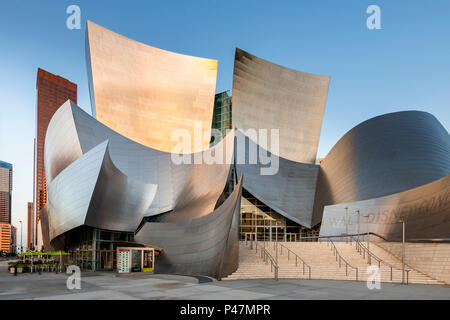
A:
[312,111,450,227]
[45,101,234,220]
[86,21,217,153]
[319,174,450,240]
[232,48,330,164]
[135,178,242,278]
[231,48,329,228]
[44,101,238,277]
[235,130,319,228]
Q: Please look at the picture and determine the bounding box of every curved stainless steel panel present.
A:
[46,100,235,217]
[84,142,157,232]
[47,141,109,240]
[44,99,82,184]
[45,99,237,245]
[220,191,241,277]
[313,111,450,226]
[163,130,235,222]
[232,48,330,164]
[38,205,53,251]
[235,130,319,228]
[47,141,157,240]
[86,20,217,153]
[319,174,450,239]
[135,178,243,279]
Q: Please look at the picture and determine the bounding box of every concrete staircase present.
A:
[223,242,276,280]
[332,241,442,284]
[267,242,355,281]
[376,242,450,285]
[223,241,353,281]
[222,241,444,285]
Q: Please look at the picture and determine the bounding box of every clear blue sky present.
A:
[0,0,449,247]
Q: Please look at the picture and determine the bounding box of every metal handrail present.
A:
[295,232,388,242]
[242,233,416,284]
[327,238,359,281]
[260,245,279,281]
[351,236,410,284]
[297,232,449,244]
[355,240,382,267]
[276,242,311,279]
[244,238,279,280]
[246,231,449,244]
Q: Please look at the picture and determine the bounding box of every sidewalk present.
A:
[0,267,449,300]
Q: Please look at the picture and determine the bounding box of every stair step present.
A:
[222,241,445,285]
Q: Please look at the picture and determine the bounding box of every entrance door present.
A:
[100,251,113,270]
[245,232,256,243]
[286,233,297,242]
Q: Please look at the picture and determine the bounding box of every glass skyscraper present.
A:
[211,91,232,146]
[0,161,12,253]
[0,161,12,224]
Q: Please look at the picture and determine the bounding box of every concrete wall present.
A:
[377,242,450,284]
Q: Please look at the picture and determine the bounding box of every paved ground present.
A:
[0,261,449,300]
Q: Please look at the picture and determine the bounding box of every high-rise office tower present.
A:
[27,202,34,250]
[0,161,12,224]
[0,223,11,253]
[10,225,17,254]
[35,69,77,238]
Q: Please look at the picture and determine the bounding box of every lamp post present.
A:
[254,211,257,249]
[363,214,370,263]
[275,221,278,244]
[275,220,280,265]
[263,217,266,250]
[345,207,349,243]
[19,220,22,254]
[356,210,360,243]
[399,219,405,284]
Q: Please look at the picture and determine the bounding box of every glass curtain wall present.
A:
[210,91,232,146]
[240,189,319,242]
[209,91,319,242]
[64,226,133,271]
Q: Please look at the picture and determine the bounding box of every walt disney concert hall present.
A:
[39,21,450,278]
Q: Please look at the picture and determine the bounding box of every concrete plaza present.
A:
[0,261,449,300]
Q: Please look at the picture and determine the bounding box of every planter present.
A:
[9,267,23,274]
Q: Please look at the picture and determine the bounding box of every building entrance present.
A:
[240,189,319,242]
[59,226,161,272]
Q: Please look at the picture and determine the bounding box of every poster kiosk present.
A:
[117,247,155,273]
